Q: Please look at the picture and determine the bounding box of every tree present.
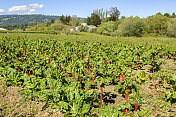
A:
[65,15,71,24]
[25,22,47,31]
[156,12,162,16]
[79,17,84,25]
[121,16,126,19]
[144,14,170,36]
[21,24,25,31]
[171,12,176,18]
[96,21,115,36]
[122,20,146,37]
[108,7,120,21]
[89,13,101,26]
[60,15,66,24]
[51,19,55,24]
[86,17,91,25]
[60,15,71,25]
[167,18,176,37]
[117,16,141,36]
[164,13,171,17]
[93,8,108,22]
[69,15,78,27]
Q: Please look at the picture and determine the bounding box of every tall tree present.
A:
[60,15,71,25]
[65,15,71,24]
[90,13,101,26]
[60,15,66,24]
[93,8,108,22]
[108,7,120,21]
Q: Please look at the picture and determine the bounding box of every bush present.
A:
[25,22,47,31]
[122,20,146,37]
[90,28,97,33]
[49,22,69,31]
[167,18,176,37]
[96,21,116,36]
[117,16,141,36]
[78,25,89,32]
[144,14,170,36]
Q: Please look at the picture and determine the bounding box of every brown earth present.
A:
[160,58,176,73]
[0,83,64,117]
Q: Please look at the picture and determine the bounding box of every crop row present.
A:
[0,35,176,116]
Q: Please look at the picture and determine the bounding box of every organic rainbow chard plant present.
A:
[0,33,175,117]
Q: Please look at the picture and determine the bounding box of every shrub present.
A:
[122,20,146,37]
[167,18,176,37]
[117,16,141,36]
[144,14,170,36]
[96,21,116,36]
[49,22,69,31]
[78,25,89,32]
[25,22,47,31]
[90,28,97,33]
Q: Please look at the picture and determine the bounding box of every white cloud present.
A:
[0,9,5,13]
[8,5,28,12]
[8,4,44,13]
[28,4,44,9]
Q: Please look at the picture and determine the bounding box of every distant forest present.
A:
[0,14,60,30]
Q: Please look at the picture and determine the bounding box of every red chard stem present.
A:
[100,86,103,108]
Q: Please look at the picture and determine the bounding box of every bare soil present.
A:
[160,58,176,73]
[0,83,64,117]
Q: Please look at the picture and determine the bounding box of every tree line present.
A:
[25,7,121,32]
[85,7,176,37]
[5,7,176,37]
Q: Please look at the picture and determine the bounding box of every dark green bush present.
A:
[122,21,146,37]
[167,18,176,37]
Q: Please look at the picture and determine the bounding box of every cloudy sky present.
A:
[0,0,176,17]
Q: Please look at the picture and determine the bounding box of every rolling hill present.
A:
[0,14,60,27]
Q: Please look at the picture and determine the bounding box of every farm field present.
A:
[0,32,176,117]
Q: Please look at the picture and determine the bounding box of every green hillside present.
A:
[0,14,60,26]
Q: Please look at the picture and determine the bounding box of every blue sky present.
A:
[0,0,176,18]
